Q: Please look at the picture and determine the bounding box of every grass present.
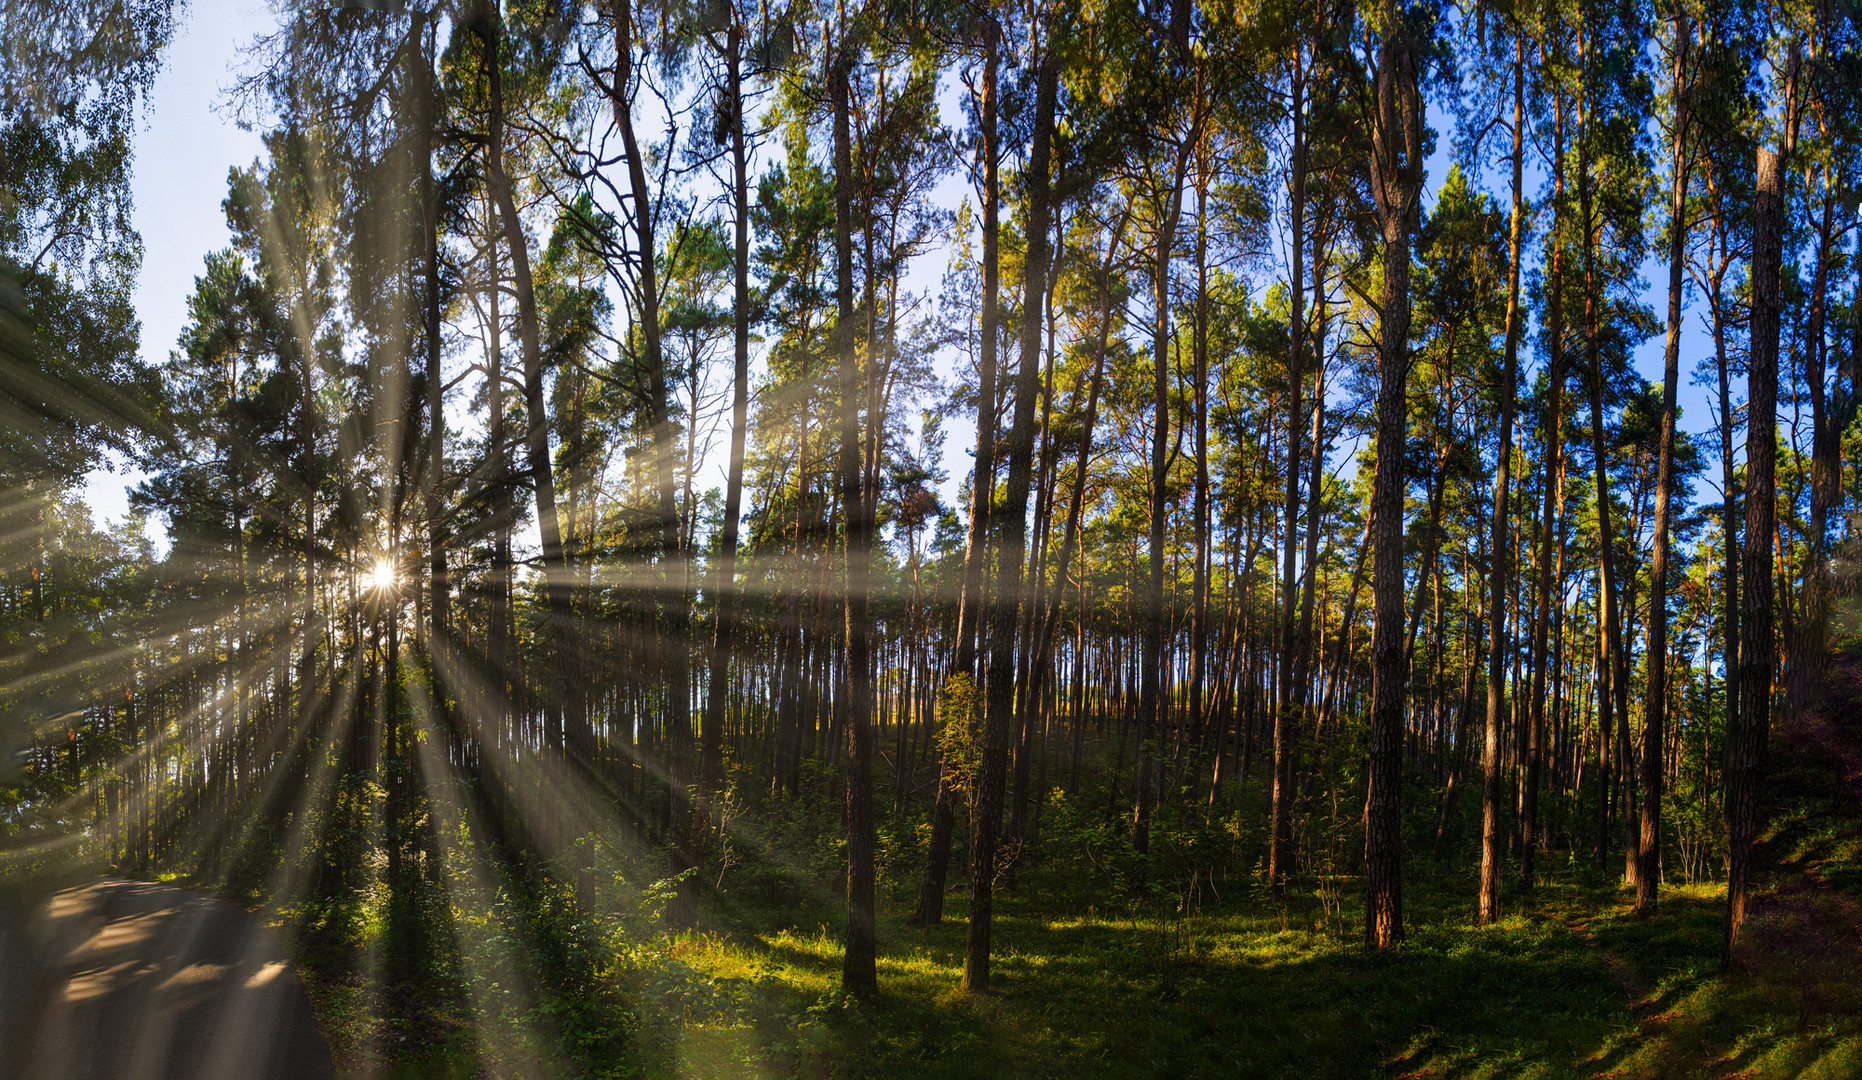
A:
[605,814,1862,1080]
[659,871,1665,1079]
[270,698,1862,1079]
[1571,884,1862,1079]
[277,825,1862,1078]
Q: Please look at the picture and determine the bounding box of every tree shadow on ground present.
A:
[683,878,1642,1080]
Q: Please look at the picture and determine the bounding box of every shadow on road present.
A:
[0,877,334,1080]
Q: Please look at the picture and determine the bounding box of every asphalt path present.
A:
[0,877,334,1080]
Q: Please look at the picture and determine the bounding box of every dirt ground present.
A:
[0,877,333,1080]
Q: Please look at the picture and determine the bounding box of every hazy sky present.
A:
[81,0,270,539]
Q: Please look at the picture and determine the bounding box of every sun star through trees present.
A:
[366,557,398,592]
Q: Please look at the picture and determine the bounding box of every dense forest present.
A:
[6,0,1862,1075]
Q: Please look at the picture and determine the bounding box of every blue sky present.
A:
[88,1,1730,565]
[80,0,269,541]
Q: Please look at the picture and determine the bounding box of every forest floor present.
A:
[658,868,1862,1080]
[639,650,1862,1080]
[97,756,1862,1080]
[277,777,1862,1079]
[185,645,1862,1078]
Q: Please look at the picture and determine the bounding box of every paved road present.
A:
[0,877,334,1080]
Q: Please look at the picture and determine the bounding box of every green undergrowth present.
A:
[1572,884,1862,1080]
[261,661,1862,1079]
[588,673,1862,1080]
[649,862,1862,1080]
[273,807,1862,1079]
[676,875,1623,1079]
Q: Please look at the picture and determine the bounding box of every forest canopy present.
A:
[5,0,1862,1075]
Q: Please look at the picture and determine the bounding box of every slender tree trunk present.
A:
[1639,23,1689,914]
[1291,227,1330,736]
[412,17,447,650]
[484,9,572,795]
[952,36,1001,683]
[608,0,695,924]
[965,38,1055,994]
[1575,71,1629,887]
[1044,214,1129,808]
[1136,128,1193,858]
[915,29,999,925]
[1714,233,1739,829]
[1480,35,1525,923]
[1789,169,1839,710]
[1728,140,1790,960]
[1187,135,1211,843]
[1010,274,1063,841]
[481,189,513,809]
[1364,7,1422,949]
[1270,48,1308,895]
[697,24,752,911]
[831,26,878,997]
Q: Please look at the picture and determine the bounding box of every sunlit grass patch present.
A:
[1796,1035,1862,1080]
[279,809,1862,1080]
[635,869,1676,1078]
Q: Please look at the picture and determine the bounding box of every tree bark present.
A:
[609,0,695,926]
[830,26,877,997]
[483,7,572,791]
[1639,21,1689,914]
[1364,4,1422,949]
[965,37,1055,994]
[1727,144,1788,960]
[1270,44,1308,895]
[696,19,752,915]
[1135,134,1192,858]
[1579,94,1625,888]
[915,28,1000,925]
[412,15,447,650]
[1787,171,1839,712]
[1480,33,1525,923]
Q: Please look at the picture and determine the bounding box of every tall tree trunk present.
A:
[831,26,878,997]
[483,8,572,790]
[1527,444,1566,885]
[697,22,752,910]
[952,34,1001,683]
[965,38,1055,994]
[481,189,513,807]
[1009,249,1065,842]
[1578,87,1625,887]
[1789,168,1839,711]
[1728,136,1792,959]
[1291,227,1330,739]
[914,28,998,925]
[413,16,447,650]
[1270,46,1307,895]
[1713,222,1738,832]
[1136,130,1191,857]
[1187,126,1211,841]
[1639,21,1689,914]
[1480,33,1525,923]
[609,0,694,925]
[1364,4,1422,949]
[1042,211,1129,806]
